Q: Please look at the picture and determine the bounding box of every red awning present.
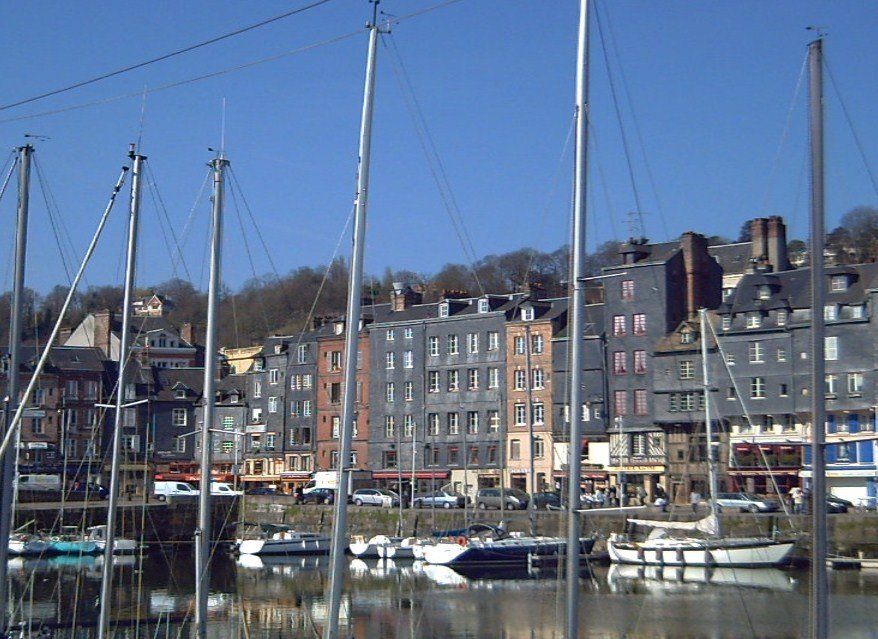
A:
[372,471,450,480]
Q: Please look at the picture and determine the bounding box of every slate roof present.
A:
[151,367,205,401]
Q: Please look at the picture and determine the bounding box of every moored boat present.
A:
[236,523,330,556]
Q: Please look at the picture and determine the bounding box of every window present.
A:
[448,369,459,392]
[514,369,526,390]
[478,298,490,313]
[631,433,647,457]
[532,368,544,389]
[779,384,788,397]
[681,331,693,344]
[428,371,440,393]
[265,433,276,451]
[303,400,312,416]
[84,380,98,400]
[447,335,459,355]
[776,347,787,362]
[269,369,279,384]
[447,412,459,435]
[386,329,395,341]
[522,307,535,321]
[824,305,838,321]
[613,315,626,336]
[634,350,647,374]
[750,377,766,399]
[679,360,694,379]
[31,417,43,435]
[632,314,646,335]
[428,336,439,356]
[330,450,340,469]
[467,411,479,434]
[386,352,395,370]
[403,350,413,368]
[172,408,187,427]
[290,374,301,390]
[385,415,395,438]
[487,445,498,464]
[621,279,634,300]
[428,413,440,436]
[175,437,186,453]
[487,410,500,432]
[634,389,648,415]
[268,396,278,413]
[825,336,838,361]
[514,336,526,354]
[668,394,678,412]
[746,313,762,329]
[488,367,500,389]
[852,304,865,319]
[534,437,545,459]
[749,341,764,363]
[532,333,544,354]
[722,316,732,330]
[487,331,499,351]
[776,309,788,326]
[848,372,864,395]
[725,352,736,366]
[439,302,449,318]
[613,351,627,375]
[386,382,395,403]
[330,350,342,371]
[253,359,265,372]
[679,391,696,411]
[297,344,308,363]
[404,381,413,401]
[467,333,479,354]
[825,374,839,397]
[510,439,521,461]
[448,447,459,466]
[758,285,771,300]
[303,374,313,389]
[468,368,479,390]
[614,390,628,416]
[404,414,414,438]
[532,403,544,424]
[514,403,526,426]
[404,327,413,339]
[831,275,847,291]
[251,407,263,423]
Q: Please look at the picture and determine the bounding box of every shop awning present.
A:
[372,471,448,480]
[280,472,312,480]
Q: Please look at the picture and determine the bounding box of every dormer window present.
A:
[757,286,771,300]
[274,344,282,354]
[851,304,865,319]
[229,392,239,404]
[175,389,187,399]
[722,316,732,330]
[777,309,788,326]
[824,305,838,321]
[439,302,449,318]
[831,275,848,292]
[253,359,264,372]
[333,322,344,335]
[478,299,489,313]
[680,331,693,344]
[746,312,761,329]
[521,307,534,321]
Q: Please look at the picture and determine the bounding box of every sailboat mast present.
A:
[0,144,32,632]
[97,147,145,639]
[566,1,589,636]
[807,36,828,639]
[195,155,228,638]
[699,309,719,533]
[326,5,380,638]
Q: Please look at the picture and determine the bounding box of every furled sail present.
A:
[627,513,719,536]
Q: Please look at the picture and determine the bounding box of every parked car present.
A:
[476,487,529,510]
[532,491,562,510]
[153,481,199,501]
[211,481,243,496]
[300,487,335,505]
[715,492,779,513]
[246,486,279,496]
[412,489,466,509]
[66,482,109,500]
[827,495,854,513]
[351,488,400,507]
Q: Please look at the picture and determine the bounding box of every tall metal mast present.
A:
[807,36,828,639]
[525,324,537,537]
[195,154,228,638]
[0,144,32,632]
[98,146,145,639]
[566,1,589,636]
[326,3,381,637]
[699,309,720,532]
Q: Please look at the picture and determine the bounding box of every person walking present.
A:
[690,490,701,513]
[789,486,803,514]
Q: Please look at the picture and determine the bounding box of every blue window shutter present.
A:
[803,445,812,465]
[826,415,836,434]
[850,413,860,433]
[860,441,874,464]
[826,444,837,464]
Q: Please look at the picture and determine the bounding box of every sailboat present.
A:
[606,309,796,567]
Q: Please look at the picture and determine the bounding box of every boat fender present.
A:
[455,536,468,547]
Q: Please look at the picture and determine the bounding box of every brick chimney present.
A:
[180,322,200,346]
[750,218,769,267]
[766,216,790,272]
[521,282,545,301]
[680,232,712,318]
[93,310,114,359]
[391,283,424,311]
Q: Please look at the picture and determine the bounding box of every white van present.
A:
[210,481,243,496]
[153,481,199,501]
[15,474,61,492]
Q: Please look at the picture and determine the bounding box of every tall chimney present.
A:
[680,232,709,318]
[750,218,769,267]
[767,216,790,272]
[93,310,114,359]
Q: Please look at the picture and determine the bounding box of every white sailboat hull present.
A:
[237,531,330,556]
[607,535,796,568]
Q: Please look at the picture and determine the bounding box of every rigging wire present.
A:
[31,155,75,285]
[145,163,195,283]
[227,179,271,336]
[228,167,283,279]
[383,32,485,296]
[0,151,19,291]
[0,0,336,113]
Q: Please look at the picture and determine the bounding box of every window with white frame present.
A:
[776,309,788,326]
[848,372,864,395]
[253,381,262,398]
[467,332,479,353]
[447,412,459,435]
[172,408,187,427]
[533,403,544,424]
[521,307,534,321]
[303,374,313,389]
[404,381,413,401]
[824,305,838,321]
[265,433,276,451]
[514,336,526,354]
[514,369,526,390]
[746,312,762,328]
[269,369,280,384]
[487,331,499,351]
[428,371,440,393]
[467,411,479,434]
[329,350,342,371]
[386,329,395,341]
[679,360,694,379]
[468,368,479,390]
[268,396,278,413]
[634,389,648,415]
[776,347,787,362]
[428,413,440,436]
[613,351,627,375]
[403,414,414,438]
[631,433,647,457]
[831,275,847,291]
[634,350,647,374]
[532,368,544,389]
[614,390,628,416]
[447,335,459,355]
[825,336,838,360]
[487,410,499,432]
[514,403,527,426]
[404,327,413,339]
[251,407,263,423]
[175,436,186,453]
[439,302,449,318]
[510,439,521,461]
[532,333,544,354]
[749,341,764,363]
[613,315,626,336]
[332,416,340,438]
[632,314,646,335]
[303,400,312,416]
[825,374,839,396]
[297,344,308,363]
[851,304,865,319]
[479,298,490,313]
[488,367,500,389]
[386,382,395,402]
[750,377,766,399]
[428,336,439,356]
[403,350,413,368]
[386,352,395,369]
[722,315,732,330]
[621,279,634,300]
[534,437,545,459]
[290,374,301,390]
[447,369,459,392]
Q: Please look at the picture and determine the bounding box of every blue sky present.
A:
[1,1,876,296]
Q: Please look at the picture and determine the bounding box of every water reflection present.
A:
[6,550,878,638]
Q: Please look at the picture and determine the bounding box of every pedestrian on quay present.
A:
[690,490,701,513]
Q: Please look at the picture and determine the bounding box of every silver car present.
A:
[352,488,400,507]
[412,490,466,509]
[715,492,779,513]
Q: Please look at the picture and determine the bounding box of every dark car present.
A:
[301,488,335,505]
[827,495,854,513]
[66,482,109,500]
[246,486,279,496]
[532,491,562,510]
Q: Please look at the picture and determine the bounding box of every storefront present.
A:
[372,470,449,499]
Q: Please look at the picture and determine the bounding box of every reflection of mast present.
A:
[566,1,589,636]
[0,144,32,632]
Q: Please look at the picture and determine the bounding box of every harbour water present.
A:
[6,550,878,638]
